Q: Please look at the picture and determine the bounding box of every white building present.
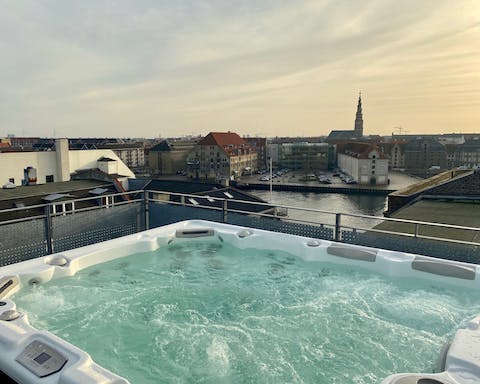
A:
[1,139,135,188]
[337,143,389,185]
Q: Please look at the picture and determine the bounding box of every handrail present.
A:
[0,189,479,261]
[146,189,480,247]
[145,189,480,233]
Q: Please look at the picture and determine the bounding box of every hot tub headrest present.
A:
[327,245,377,262]
[412,257,476,280]
[386,373,454,384]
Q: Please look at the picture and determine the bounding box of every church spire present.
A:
[354,92,363,137]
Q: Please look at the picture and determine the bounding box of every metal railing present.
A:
[0,189,479,267]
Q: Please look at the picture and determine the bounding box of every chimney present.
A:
[55,138,71,182]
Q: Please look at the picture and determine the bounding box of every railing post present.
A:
[44,204,53,255]
[334,213,341,242]
[223,200,228,223]
[144,191,150,231]
[414,223,419,238]
[181,195,185,206]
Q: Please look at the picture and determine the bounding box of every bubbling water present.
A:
[12,241,480,383]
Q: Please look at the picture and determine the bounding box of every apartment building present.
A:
[187,132,257,180]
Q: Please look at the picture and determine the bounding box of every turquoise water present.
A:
[12,241,480,383]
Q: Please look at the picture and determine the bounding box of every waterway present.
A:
[245,171,420,229]
[248,190,388,230]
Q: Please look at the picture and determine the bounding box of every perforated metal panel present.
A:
[0,199,479,268]
[227,212,335,240]
[0,219,47,266]
[342,231,480,264]
[340,229,358,243]
[52,204,141,253]
[149,203,223,228]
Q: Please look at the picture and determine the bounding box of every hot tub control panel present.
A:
[15,340,68,377]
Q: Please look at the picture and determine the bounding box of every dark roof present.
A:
[128,178,152,191]
[0,180,112,202]
[327,130,357,141]
[145,179,224,194]
[404,139,446,152]
[0,180,117,222]
[149,141,171,152]
[143,179,273,214]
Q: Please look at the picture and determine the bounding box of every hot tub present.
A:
[1,220,479,384]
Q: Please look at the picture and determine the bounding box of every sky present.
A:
[1,0,479,138]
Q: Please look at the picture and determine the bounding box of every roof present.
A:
[196,132,255,157]
[389,169,472,197]
[404,139,446,152]
[149,141,171,152]
[145,179,224,194]
[43,193,74,202]
[0,179,118,222]
[337,142,387,159]
[0,180,112,202]
[143,179,273,214]
[89,188,109,195]
[198,132,247,147]
[376,199,480,243]
[327,130,356,140]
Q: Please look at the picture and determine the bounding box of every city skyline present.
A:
[1,1,479,138]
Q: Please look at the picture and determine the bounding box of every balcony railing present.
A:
[0,189,479,267]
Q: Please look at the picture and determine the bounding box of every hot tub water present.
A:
[11,240,480,384]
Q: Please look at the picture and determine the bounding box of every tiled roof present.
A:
[338,142,387,159]
[198,132,247,147]
[198,132,254,157]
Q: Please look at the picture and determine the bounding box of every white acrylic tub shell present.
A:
[0,220,479,384]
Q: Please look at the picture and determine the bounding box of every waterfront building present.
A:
[403,138,447,177]
[266,142,280,168]
[148,139,198,175]
[379,141,407,170]
[277,142,331,172]
[454,139,480,168]
[445,144,458,169]
[337,142,389,185]
[244,137,268,170]
[186,132,257,180]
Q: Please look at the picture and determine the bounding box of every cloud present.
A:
[0,0,479,137]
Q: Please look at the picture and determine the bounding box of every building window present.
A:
[46,175,54,183]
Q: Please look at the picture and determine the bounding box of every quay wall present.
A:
[235,182,394,195]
